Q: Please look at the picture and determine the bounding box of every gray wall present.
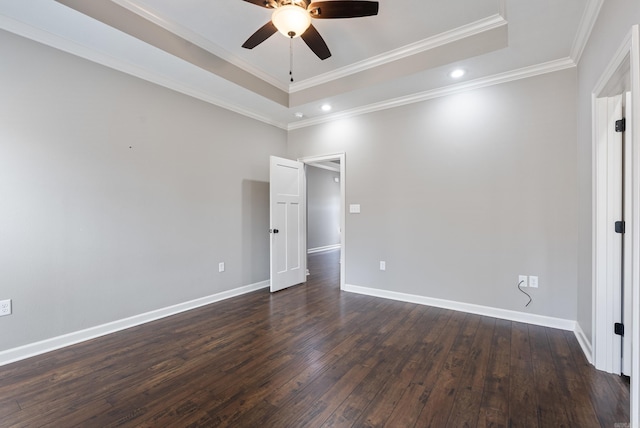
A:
[288,69,578,320]
[0,30,286,351]
[9,4,635,353]
[306,166,341,251]
[576,2,640,344]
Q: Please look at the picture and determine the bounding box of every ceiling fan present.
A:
[241,0,379,60]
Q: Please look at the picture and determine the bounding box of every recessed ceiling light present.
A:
[294,112,304,118]
[321,104,332,112]
[450,69,465,79]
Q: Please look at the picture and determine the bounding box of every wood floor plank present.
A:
[352,307,439,427]
[546,328,600,427]
[528,324,572,427]
[445,316,496,427]
[0,250,630,427]
[415,313,481,427]
[508,321,538,427]
[383,308,462,427]
[477,318,511,428]
[562,330,630,427]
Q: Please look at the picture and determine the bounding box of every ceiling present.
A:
[0,0,596,129]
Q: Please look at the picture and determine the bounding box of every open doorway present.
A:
[306,162,341,254]
[591,24,639,426]
[300,154,346,290]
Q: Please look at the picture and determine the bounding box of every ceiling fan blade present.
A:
[308,1,378,19]
[242,0,275,9]
[301,24,331,60]
[242,21,278,49]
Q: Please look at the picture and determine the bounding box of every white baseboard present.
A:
[307,244,341,254]
[0,280,270,367]
[574,322,593,364]
[344,284,577,331]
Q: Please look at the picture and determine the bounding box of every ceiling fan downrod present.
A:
[289,34,294,82]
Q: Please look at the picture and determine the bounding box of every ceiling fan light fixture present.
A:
[272,5,311,38]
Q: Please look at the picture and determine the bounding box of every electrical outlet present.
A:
[379,261,386,271]
[218,262,225,273]
[0,299,11,316]
[518,275,528,287]
[529,275,539,288]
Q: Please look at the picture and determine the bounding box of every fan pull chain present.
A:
[289,34,294,82]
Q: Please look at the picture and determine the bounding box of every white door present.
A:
[270,156,306,292]
[595,94,632,375]
[594,95,623,373]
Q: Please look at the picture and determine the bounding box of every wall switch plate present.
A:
[349,204,361,214]
[379,261,386,271]
[0,299,11,316]
[529,275,539,288]
[518,275,528,287]
[218,262,225,273]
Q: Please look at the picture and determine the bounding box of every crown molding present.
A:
[112,0,288,92]
[570,0,604,65]
[108,0,509,96]
[288,57,576,130]
[290,13,508,93]
[0,14,288,130]
[2,3,580,132]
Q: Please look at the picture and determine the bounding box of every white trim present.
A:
[110,0,287,92]
[307,162,340,173]
[574,322,594,364]
[0,280,269,367]
[1,10,576,132]
[307,244,341,254]
[110,0,506,96]
[289,14,507,92]
[592,95,614,372]
[629,24,640,428]
[593,32,633,96]
[344,284,577,332]
[623,90,633,377]
[288,58,576,130]
[570,0,604,65]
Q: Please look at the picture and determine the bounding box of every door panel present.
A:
[286,202,301,271]
[270,156,306,292]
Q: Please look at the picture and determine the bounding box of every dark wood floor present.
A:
[0,250,630,427]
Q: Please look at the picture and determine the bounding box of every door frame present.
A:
[299,153,346,291]
[591,24,639,426]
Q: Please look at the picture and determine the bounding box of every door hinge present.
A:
[615,323,624,336]
[615,118,626,132]
[615,221,625,234]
